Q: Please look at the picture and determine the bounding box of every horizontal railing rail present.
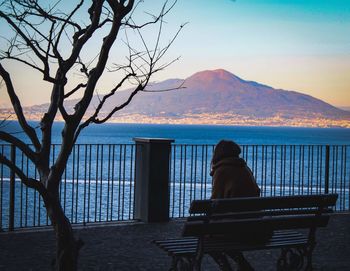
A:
[0,143,349,231]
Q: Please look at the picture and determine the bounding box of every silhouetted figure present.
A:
[210,140,260,271]
[210,140,260,199]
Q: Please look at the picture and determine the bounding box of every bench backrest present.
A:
[182,194,338,237]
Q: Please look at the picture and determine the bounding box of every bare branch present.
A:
[0,63,41,151]
[0,154,47,195]
[64,83,87,99]
[143,80,185,92]
[122,0,177,30]
[94,84,143,124]
[0,9,57,83]
[0,131,37,163]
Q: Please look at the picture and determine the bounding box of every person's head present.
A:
[211,140,241,165]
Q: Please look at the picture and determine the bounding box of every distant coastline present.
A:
[1,112,349,128]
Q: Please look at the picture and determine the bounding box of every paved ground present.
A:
[0,214,349,270]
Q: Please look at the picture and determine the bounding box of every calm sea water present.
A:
[2,121,350,145]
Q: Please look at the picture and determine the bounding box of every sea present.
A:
[2,121,350,145]
[0,122,349,229]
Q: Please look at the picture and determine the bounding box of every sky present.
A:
[0,0,350,108]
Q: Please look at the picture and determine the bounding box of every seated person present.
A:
[210,140,260,199]
[209,140,261,271]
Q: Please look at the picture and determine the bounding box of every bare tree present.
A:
[0,0,183,270]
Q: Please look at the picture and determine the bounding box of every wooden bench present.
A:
[153,193,338,271]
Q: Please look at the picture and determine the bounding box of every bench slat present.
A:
[182,215,329,236]
[189,194,338,214]
[156,231,309,256]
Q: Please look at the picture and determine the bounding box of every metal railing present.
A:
[0,144,136,231]
[169,144,350,217]
[0,143,349,231]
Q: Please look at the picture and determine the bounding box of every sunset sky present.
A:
[0,0,349,108]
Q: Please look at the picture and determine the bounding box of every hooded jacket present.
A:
[210,157,260,199]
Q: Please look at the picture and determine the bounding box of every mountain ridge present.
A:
[1,69,350,127]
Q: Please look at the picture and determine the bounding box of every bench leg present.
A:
[171,256,202,271]
[304,242,315,271]
[227,251,254,271]
[277,247,311,271]
[209,252,234,271]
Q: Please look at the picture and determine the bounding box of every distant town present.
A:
[1,110,349,128]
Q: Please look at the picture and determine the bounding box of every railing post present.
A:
[133,138,174,223]
[9,144,16,231]
[324,145,330,194]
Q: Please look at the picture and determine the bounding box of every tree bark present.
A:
[44,193,83,271]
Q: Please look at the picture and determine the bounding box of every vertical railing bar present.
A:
[71,145,75,222]
[133,144,137,220]
[311,145,314,194]
[270,146,273,197]
[179,145,183,217]
[252,145,256,179]
[341,146,345,210]
[344,145,350,212]
[38,158,42,226]
[83,144,87,225]
[20,150,24,227]
[316,146,320,193]
[204,145,208,199]
[111,145,115,221]
[183,146,187,217]
[263,145,267,196]
[260,145,264,196]
[171,145,176,217]
[307,146,311,195]
[129,144,134,220]
[75,145,80,224]
[189,146,193,204]
[324,145,330,194]
[33,163,37,227]
[273,145,277,196]
[25,154,29,227]
[288,145,292,196]
[194,146,197,200]
[335,146,339,196]
[341,145,346,211]
[99,145,104,222]
[118,145,122,221]
[255,145,259,178]
[331,146,335,193]
[107,145,111,221]
[200,145,204,200]
[301,145,305,195]
[280,145,284,196]
[0,145,3,230]
[283,145,286,196]
[95,144,99,222]
[87,145,92,223]
[292,145,296,195]
[49,145,55,226]
[122,145,126,220]
[9,144,16,231]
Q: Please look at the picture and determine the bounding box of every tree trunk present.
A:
[45,196,83,271]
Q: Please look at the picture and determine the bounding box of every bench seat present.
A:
[154,230,308,256]
[153,194,338,271]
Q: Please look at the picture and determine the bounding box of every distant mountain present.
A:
[1,69,350,127]
[89,69,350,121]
